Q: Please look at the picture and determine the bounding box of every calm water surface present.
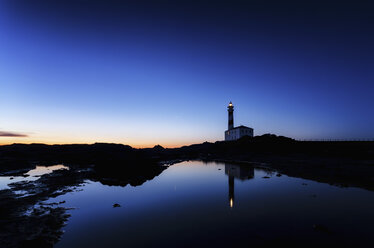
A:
[47,161,374,247]
[0,164,68,190]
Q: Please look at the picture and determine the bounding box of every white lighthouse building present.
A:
[224,102,254,141]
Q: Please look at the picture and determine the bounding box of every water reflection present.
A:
[0,164,68,190]
[225,163,254,208]
[46,161,374,248]
[26,164,69,177]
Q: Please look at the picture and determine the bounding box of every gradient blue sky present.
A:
[1,0,373,147]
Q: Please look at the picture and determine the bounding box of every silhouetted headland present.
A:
[1,134,374,247]
[1,134,373,190]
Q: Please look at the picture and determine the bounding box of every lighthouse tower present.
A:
[224,101,254,141]
[228,101,234,130]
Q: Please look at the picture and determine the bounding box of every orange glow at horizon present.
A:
[0,123,218,148]
[0,137,205,149]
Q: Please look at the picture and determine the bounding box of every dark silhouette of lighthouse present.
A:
[228,171,235,208]
[225,101,254,141]
[228,101,234,130]
[225,163,254,208]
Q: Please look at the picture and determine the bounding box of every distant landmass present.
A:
[1,134,374,247]
[1,134,373,190]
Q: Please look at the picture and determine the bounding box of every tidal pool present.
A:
[0,164,69,190]
[47,161,374,247]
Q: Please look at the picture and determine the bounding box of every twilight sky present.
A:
[1,0,373,147]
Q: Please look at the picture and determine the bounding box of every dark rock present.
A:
[20,237,51,248]
[276,173,281,177]
[313,224,331,234]
[263,176,270,179]
[113,203,121,208]
[153,145,165,151]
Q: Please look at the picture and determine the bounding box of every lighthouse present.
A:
[225,163,254,208]
[224,102,254,141]
[228,101,234,130]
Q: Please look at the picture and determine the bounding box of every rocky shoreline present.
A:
[1,136,373,247]
[0,164,166,248]
[0,167,88,248]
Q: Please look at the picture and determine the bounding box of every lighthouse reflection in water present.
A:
[225,163,254,208]
[51,161,374,248]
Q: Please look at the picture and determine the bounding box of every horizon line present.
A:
[1,138,374,149]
